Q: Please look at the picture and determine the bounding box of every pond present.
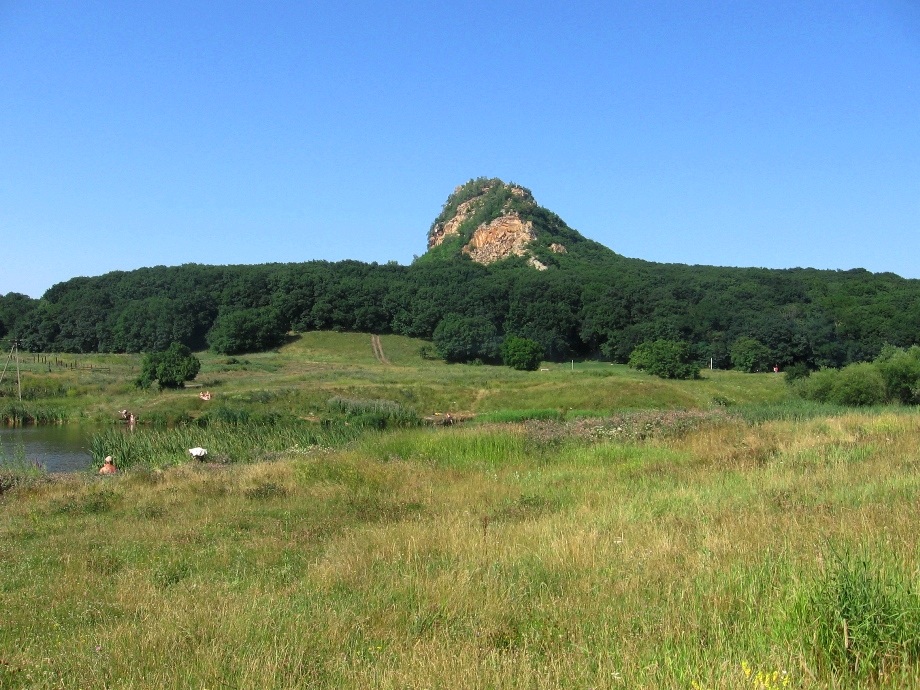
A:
[0,425,94,474]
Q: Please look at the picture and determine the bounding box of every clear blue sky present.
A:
[2,1,919,298]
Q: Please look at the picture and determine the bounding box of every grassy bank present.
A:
[0,332,791,426]
[3,411,920,688]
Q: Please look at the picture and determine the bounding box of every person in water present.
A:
[99,456,116,475]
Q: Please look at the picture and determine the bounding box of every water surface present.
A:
[0,425,94,473]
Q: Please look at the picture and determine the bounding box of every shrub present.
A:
[628,339,699,380]
[784,362,811,383]
[136,343,201,389]
[794,367,838,402]
[417,344,438,360]
[793,364,887,406]
[874,345,920,404]
[830,362,887,406]
[501,336,544,371]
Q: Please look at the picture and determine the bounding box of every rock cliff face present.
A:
[463,214,536,264]
[426,179,566,268]
[428,195,484,249]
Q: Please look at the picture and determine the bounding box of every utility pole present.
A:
[0,340,23,402]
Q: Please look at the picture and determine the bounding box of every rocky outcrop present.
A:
[425,178,588,268]
[428,194,489,249]
[462,214,536,265]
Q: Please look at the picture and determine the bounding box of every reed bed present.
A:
[88,421,360,470]
[0,403,68,425]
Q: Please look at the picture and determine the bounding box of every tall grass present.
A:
[473,408,564,424]
[0,438,47,492]
[326,396,421,429]
[5,411,920,687]
[732,399,891,424]
[0,403,68,425]
[88,420,359,470]
[802,546,920,682]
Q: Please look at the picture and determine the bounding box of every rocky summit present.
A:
[423,178,605,269]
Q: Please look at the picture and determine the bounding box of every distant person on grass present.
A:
[99,456,116,475]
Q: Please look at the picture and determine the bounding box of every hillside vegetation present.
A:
[2,179,919,371]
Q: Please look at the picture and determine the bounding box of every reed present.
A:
[0,440,47,493]
[0,403,68,425]
[87,420,360,470]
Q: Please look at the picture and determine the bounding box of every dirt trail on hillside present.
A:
[371,335,391,364]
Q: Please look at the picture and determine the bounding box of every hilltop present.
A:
[421,177,618,268]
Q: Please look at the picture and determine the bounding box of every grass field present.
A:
[2,333,919,688]
[1,331,790,426]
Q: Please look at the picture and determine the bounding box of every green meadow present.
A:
[2,332,788,428]
[2,333,920,688]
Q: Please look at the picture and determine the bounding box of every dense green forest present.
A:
[1,177,918,368]
[2,256,918,369]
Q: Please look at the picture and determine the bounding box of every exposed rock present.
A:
[425,178,591,268]
[428,196,483,249]
[428,184,503,250]
[462,214,536,265]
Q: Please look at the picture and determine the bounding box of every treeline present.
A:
[1,255,919,368]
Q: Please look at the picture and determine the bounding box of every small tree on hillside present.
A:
[628,339,699,380]
[501,336,544,371]
[136,342,201,389]
[433,314,500,363]
[730,337,773,373]
[207,308,287,355]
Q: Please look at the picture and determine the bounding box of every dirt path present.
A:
[371,334,391,365]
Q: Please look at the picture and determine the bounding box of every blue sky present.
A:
[2,1,919,298]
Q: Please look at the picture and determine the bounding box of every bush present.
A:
[417,344,438,360]
[830,363,887,406]
[783,362,811,383]
[794,367,838,402]
[628,339,700,380]
[874,345,920,404]
[793,364,887,406]
[501,336,544,371]
[136,343,201,389]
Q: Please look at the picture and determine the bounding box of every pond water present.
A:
[0,425,94,474]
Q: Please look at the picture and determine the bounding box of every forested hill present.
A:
[1,178,918,369]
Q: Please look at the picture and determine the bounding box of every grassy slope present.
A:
[3,331,790,424]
